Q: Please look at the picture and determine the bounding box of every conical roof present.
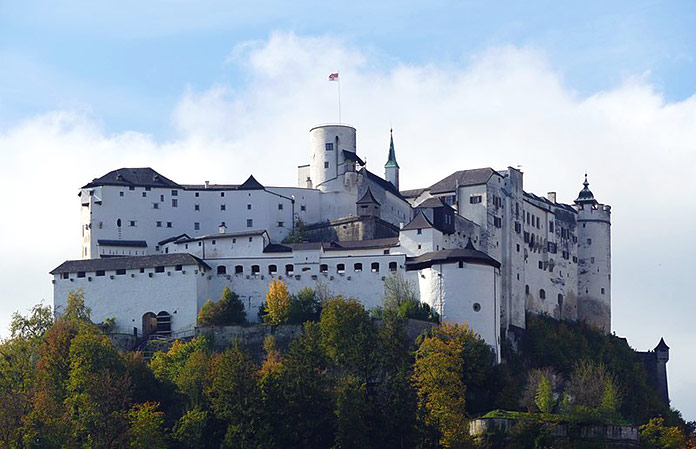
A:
[574,174,597,205]
[356,187,381,205]
[384,129,399,169]
[655,337,670,351]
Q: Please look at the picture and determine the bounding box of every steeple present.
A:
[574,173,597,205]
[384,129,400,190]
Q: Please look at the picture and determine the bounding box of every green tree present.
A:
[319,296,375,376]
[197,287,246,326]
[383,272,439,323]
[288,287,321,324]
[205,342,260,449]
[10,302,54,341]
[534,375,554,414]
[566,360,622,421]
[264,279,292,325]
[640,417,688,449]
[334,376,372,449]
[173,408,209,449]
[281,219,307,244]
[127,402,167,449]
[60,289,92,323]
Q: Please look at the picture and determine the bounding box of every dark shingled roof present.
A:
[523,191,577,214]
[400,188,427,198]
[359,168,407,201]
[157,234,191,246]
[325,237,399,251]
[238,175,265,190]
[342,150,365,166]
[51,253,210,274]
[356,187,380,205]
[406,246,501,270]
[83,168,181,189]
[401,211,436,232]
[177,230,268,243]
[416,197,452,209]
[97,239,148,248]
[655,338,670,351]
[429,168,500,194]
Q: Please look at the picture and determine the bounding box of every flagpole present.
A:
[337,76,342,123]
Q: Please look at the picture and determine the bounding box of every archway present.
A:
[156,311,172,336]
[142,312,157,338]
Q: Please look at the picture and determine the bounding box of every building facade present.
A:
[52,123,612,359]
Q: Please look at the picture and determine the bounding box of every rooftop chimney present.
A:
[205,181,210,189]
[547,192,557,203]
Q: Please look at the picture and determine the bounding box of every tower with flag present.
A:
[329,72,341,123]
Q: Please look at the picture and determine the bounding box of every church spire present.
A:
[384,128,400,189]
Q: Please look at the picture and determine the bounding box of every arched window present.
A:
[525,285,530,295]
[354,263,363,272]
[217,265,226,275]
[235,265,243,274]
[389,262,397,272]
[116,218,121,227]
[268,265,278,275]
[251,265,260,275]
[320,264,328,273]
[337,263,345,274]
[285,264,294,275]
[371,262,380,273]
[539,289,546,300]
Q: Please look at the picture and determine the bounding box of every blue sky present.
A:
[1,0,695,421]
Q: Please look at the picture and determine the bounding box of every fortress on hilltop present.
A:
[51,123,613,360]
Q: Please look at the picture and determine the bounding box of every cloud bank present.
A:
[1,31,694,417]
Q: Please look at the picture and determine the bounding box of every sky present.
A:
[1,0,695,420]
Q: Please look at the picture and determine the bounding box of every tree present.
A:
[534,375,554,414]
[197,287,246,326]
[640,418,688,449]
[566,360,622,421]
[319,296,375,375]
[173,408,209,449]
[281,219,307,244]
[264,279,292,325]
[413,323,470,449]
[521,367,560,413]
[382,272,439,323]
[60,289,92,323]
[10,301,54,341]
[127,402,167,449]
[205,342,261,449]
[334,376,372,449]
[288,287,322,324]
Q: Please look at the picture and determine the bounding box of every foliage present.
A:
[281,219,307,244]
[173,408,210,449]
[127,402,167,449]
[10,301,54,341]
[383,272,439,323]
[289,287,322,324]
[264,279,292,325]
[60,289,92,322]
[534,375,554,414]
[319,296,375,375]
[640,418,688,449]
[521,367,561,412]
[197,286,246,326]
[565,360,622,422]
[101,316,117,333]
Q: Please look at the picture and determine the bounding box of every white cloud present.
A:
[1,31,695,418]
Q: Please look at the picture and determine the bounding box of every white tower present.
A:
[384,129,400,190]
[574,174,611,332]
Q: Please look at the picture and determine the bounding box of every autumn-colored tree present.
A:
[566,360,622,421]
[535,375,554,414]
[413,323,470,449]
[640,417,688,449]
[205,342,261,448]
[127,402,167,449]
[264,279,292,325]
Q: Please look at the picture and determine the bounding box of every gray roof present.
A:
[262,237,400,254]
[51,253,210,274]
[157,234,191,246]
[406,247,501,270]
[400,188,427,198]
[401,211,436,232]
[83,168,181,189]
[429,168,500,194]
[343,150,365,166]
[97,239,148,248]
[416,197,452,209]
[356,187,381,205]
[359,168,407,201]
[177,230,268,243]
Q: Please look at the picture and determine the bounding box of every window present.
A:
[129,220,136,227]
[251,265,260,275]
[417,229,422,235]
[591,257,595,264]
[538,261,543,269]
[175,265,182,271]
[278,203,283,210]
[371,262,380,273]
[516,244,520,252]
[220,192,225,197]
[167,222,173,228]
[96,270,105,277]
[119,191,124,197]
[247,204,252,210]
[249,237,253,242]
[235,265,243,274]
[389,262,398,272]
[172,199,178,207]
[337,263,345,274]
[539,289,546,300]
[587,238,592,245]
[354,263,363,272]
[268,265,277,275]
[525,285,530,295]
[601,288,605,294]
[247,219,253,228]
[156,221,162,227]
[549,222,554,233]
[195,204,200,211]
[473,303,481,312]
[61,273,69,279]
[524,231,530,243]
[195,192,199,197]
[470,195,482,204]
[572,256,578,263]
[514,222,521,233]
[171,190,178,196]
[160,194,165,202]
[153,203,159,209]
[383,249,390,255]
[77,271,85,278]
[117,218,122,227]
[285,264,294,275]
[211,240,216,245]
[548,242,557,254]
[116,269,127,275]
[445,214,452,224]
[325,143,334,151]
[129,186,135,191]
[155,266,164,273]
[493,216,502,228]
[142,192,147,197]
[194,222,200,231]
[320,264,328,273]
[300,205,306,212]
[442,195,456,205]
[277,221,285,227]
[324,162,329,169]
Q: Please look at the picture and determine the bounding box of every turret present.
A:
[384,129,400,190]
[574,174,612,332]
[308,124,358,191]
[654,338,670,403]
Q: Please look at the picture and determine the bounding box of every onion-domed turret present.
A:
[575,173,598,205]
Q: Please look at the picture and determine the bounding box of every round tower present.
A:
[308,124,357,191]
[574,174,612,332]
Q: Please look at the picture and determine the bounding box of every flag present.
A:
[329,72,339,81]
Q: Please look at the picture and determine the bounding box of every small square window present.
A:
[247,219,253,227]
[325,143,334,151]
[167,222,172,228]
[324,162,329,169]
[153,203,159,209]
[195,204,200,211]
[277,221,284,227]
[145,187,151,191]
[220,204,226,211]
[129,220,136,227]
[156,221,162,227]
[417,229,422,235]
[195,192,199,197]
[249,237,253,242]
[300,205,306,212]
[142,192,147,197]
[119,191,124,197]
[194,222,200,230]
[278,203,283,210]
[172,199,178,207]
[171,190,178,196]
[129,186,135,191]
[220,192,225,197]
[247,204,252,210]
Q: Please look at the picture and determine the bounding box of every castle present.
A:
[51,123,613,360]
